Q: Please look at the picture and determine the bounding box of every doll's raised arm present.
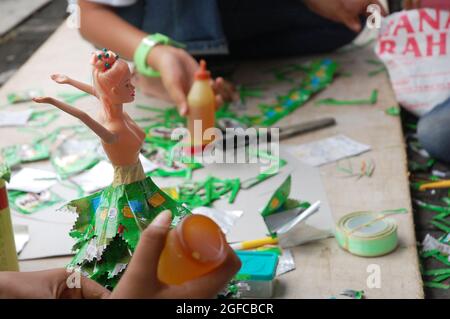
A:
[33,97,116,144]
[51,74,98,98]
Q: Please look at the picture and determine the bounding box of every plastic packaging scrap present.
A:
[236,85,264,107]
[336,159,375,179]
[7,89,43,104]
[275,248,296,276]
[51,138,101,179]
[385,106,401,116]
[57,92,89,104]
[315,89,378,106]
[1,142,50,168]
[261,175,292,217]
[191,206,243,235]
[28,109,60,127]
[142,143,202,179]
[163,176,241,209]
[218,280,251,299]
[406,119,450,290]
[8,190,63,215]
[340,289,365,299]
[255,59,337,127]
[260,174,311,223]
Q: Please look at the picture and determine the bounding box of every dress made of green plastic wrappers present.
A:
[62,159,191,289]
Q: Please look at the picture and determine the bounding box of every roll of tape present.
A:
[335,211,398,257]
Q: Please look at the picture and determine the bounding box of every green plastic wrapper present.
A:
[8,190,63,215]
[1,143,50,168]
[258,59,337,126]
[51,138,100,179]
[142,142,202,178]
[64,161,191,288]
[28,110,60,127]
[7,89,43,104]
[261,175,291,217]
[163,176,241,209]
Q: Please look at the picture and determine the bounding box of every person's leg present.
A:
[417,97,450,163]
[218,0,360,58]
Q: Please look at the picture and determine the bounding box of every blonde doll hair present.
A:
[91,49,129,118]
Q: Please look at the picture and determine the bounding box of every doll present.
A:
[33,49,190,288]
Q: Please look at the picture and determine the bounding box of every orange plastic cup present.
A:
[157,214,227,285]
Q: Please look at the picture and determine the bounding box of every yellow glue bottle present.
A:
[0,173,19,271]
[186,60,216,154]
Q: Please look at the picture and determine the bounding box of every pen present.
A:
[230,236,279,250]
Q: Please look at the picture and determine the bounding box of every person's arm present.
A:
[79,0,146,61]
[78,0,236,115]
[0,269,110,299]
[51,74,97,97]
[33,97,117,144]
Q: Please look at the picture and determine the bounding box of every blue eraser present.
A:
[235,250,279,281]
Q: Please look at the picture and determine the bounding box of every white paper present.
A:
[12,207,76,260]
[8,168,57,193]
[0,109,32,127]
[289,134,371,166]
[13,224,29,254]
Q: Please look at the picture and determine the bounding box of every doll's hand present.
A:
[144,45,237,115]
[110,211,241,299]
[51,74,70,84]
[304,0,387,32]
[0,269,110,299]
[32,96,55,104]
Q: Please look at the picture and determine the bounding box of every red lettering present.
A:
[419,9,440,31]
[379,39,396,54]
[426,32,447,56]
[446,13,450,29]
[393,15,415,36]
[403,37,422,57]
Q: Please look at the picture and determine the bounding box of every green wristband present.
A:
[134,33,185,78]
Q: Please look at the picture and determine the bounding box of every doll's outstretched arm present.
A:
[51,74,98,98]
[33,97,116,144]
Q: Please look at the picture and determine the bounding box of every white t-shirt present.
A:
[87,0,137,7]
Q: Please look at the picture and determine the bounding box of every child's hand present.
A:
[51,74,70,84]
[110,211,241,299]
[145,45,237,115]
[0,269,110,299]
[304,0,387,32]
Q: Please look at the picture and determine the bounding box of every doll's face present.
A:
[110,68,135,104]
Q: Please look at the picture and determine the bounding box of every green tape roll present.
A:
[335,211,398,257]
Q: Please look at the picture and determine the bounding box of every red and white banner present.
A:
[376,9,450,116]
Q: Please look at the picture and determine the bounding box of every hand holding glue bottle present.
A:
[186,60,216,154]
[157,213,235,285]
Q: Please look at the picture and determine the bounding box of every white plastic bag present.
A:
[375,9,450,116]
